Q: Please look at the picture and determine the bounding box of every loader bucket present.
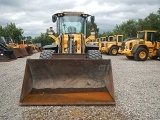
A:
[13,48,28,57]
[0,50,17,62]
[26,46,34,55]
[17,48,29,56]
[19,59,115,106]
[12,48,23,58]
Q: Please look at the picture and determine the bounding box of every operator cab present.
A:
[52,12,94,35]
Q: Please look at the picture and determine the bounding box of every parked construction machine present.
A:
[19,12,115,105]
[0,42,16,62]
[0,36,19,61]
[105,35,124,55]
[100,36,109,53]
[120,30,160,61]
[4,37,28,57]
[21,40,39,54]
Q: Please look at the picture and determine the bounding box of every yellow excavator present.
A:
[19,12,115,105]
[120,30,160,61]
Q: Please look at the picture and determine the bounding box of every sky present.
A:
[0,0,160,38]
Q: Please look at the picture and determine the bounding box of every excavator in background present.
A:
[120,30,160,61]
[105,35,124,55]
[19,11,115,106]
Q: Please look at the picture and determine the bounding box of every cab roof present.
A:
[54,11,90,16]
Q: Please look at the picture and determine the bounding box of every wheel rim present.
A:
[139,51,146,59]
[112,49,117,55]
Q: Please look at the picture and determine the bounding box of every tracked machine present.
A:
[19,12,115,105]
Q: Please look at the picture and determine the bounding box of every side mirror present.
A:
[91,16,95,23]
[52,15,57,23]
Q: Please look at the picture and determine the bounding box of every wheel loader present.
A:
[19,12,115,106]
[120,30,160,61]
[4,37,29,57]
[0,36,19,61]
[21,40,39,54]
[100,36,109,53]
[105,35,124,55]
[91,38,101,50]
[0,42,17,62]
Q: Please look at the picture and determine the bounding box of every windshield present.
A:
[137,32,144,39]
[109,37,113,41]
[118,36,123,42]
[59,15,85,34]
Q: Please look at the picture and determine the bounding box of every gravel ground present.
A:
[0,53,160,120]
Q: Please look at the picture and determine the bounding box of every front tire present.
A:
[134,48,148,61]
[87,50,102,59]
[39,50,55,59]
[109,47,118,56]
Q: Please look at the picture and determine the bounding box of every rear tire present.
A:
[134,48,148,61]
[39,50,55,59]
[109,47,118,56]
[126,56,134,60]
[87,50,102,59]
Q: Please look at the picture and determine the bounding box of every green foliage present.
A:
[33,33,54,47]
[114,19,138,38]
[0,23,23,43]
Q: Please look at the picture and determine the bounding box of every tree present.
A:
[1,23,23,43]
[0,26,4,36]
[33,33,54,47]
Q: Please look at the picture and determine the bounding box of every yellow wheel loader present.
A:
[91,38,101,51]
[105,35,124,55]
[21,40,39,55]
[4,37,29,57]
[0,36,22,60]
[19,12,115,106]
[100,36,109,53]
[120,30,160,61]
